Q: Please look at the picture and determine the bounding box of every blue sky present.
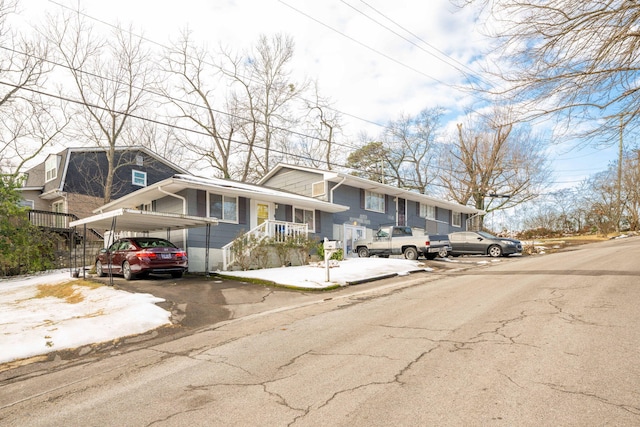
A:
[17,0,621,191]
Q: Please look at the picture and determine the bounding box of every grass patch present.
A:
[35,279,102,304]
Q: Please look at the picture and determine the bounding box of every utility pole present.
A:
[617,114,624,232]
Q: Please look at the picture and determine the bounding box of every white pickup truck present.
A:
[353,226,452,260]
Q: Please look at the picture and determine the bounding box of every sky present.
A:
[11,0,622,190]
[1,258,472,365]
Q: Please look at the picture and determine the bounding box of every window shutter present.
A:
[196,190,206,217]
[238,197,247,224]
[315,210,321,232]
[360,189,365,209]
[385,195,390,214]
[416,202,420,216]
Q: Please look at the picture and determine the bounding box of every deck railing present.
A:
[28,209,103,240]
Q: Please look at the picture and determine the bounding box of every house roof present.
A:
[21,146,189,190]
[94,174,350,214]
[69,208,218,233]
[259,163,484,215]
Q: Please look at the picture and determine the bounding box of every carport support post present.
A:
[205,223,211,277]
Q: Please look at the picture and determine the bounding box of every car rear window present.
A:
[134,239,177,249]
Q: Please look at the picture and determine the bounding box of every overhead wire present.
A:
[10,0,600,193]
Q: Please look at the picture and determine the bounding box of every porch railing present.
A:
[221,219,308,271]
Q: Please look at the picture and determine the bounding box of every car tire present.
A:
[404,247,419,260]
[122,261,134,280]
[95,260,106,277]
[488,245,503,257]
[171,271,183,279]
[357,247,370,258]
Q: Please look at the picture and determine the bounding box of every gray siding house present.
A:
[89,174,348,272]
[259,164,483,256]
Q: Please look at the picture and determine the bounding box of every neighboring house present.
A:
[81,174,349,272]
[259,164,484,256]
[18,146,189,233]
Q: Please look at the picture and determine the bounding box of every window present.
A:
[420,203,436,220]
[209,194,238,222]
[20,200,35,209]
[452,211,462,227]
[294,207,314,231]
[364,190,385,213]
[45,156,58,182]
[132,170,147,187]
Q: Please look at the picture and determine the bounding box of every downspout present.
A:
[158,186,188,258]
[329,176,347,203]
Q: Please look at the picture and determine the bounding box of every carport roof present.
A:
[69,208,218,233]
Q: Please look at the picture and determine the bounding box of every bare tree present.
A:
[163,29,236,178]
[440,107,551,226]
[0,0,68,177]
[295,82,343,170]
[383,107,443,194]
[222,34,306,182]
[44,9,156,203]
[461,0,640,145]
[164,32,305,182]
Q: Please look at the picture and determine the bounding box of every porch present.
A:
[222,219,309,271]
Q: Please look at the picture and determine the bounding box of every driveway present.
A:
[46,257,481,363]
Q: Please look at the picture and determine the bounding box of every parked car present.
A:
[448,231,522,257]
[95,237,188,280]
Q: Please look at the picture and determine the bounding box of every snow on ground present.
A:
[223,257,432,288]
[0,258,431,365]
[0,270,170,365]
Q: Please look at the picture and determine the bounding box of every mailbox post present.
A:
[323,237,341,282]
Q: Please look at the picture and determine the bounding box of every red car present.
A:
[95,237,188,280]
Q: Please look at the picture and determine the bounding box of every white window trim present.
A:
[45,156,58,183]
[208,193,239,224]
[132,170,147,187]
[293,206,315,232]
[420,203,436,220]
[20,199,35,209]
[364,190,385,213]
[452,211,462,228]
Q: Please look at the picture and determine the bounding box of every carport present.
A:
[70,208,218,283]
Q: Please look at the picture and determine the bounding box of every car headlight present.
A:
[501,240,515,246]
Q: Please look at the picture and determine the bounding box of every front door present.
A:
[251,200,273,230]
[397,198,406,226]
[344,224,366,257]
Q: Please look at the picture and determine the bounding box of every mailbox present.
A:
[323,239,341,250]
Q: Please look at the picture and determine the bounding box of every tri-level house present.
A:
[259,164,483,256]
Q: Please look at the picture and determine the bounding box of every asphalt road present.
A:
[1,238,640,426]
